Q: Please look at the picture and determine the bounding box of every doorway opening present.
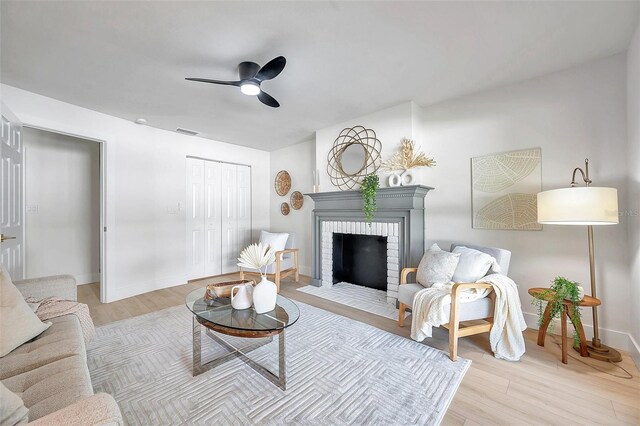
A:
[23,126,103,301]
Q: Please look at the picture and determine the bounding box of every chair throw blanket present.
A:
[25,296,95,344]
[410,274,527,361]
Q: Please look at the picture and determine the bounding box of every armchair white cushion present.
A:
[451,246,501,283]
[398,283,493,321]
[260,231,289,258]
[416,244,460,287]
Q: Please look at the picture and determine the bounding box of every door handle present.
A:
[0,234,16,242]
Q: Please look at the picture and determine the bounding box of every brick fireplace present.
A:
[307,185,432,305]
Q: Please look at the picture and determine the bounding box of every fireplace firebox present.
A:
[332,234,388,291]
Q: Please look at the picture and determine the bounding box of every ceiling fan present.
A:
[186,56,286,108]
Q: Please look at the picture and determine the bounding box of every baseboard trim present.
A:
[522,311,635,353]
[75,273,100,285]
[629,334,640,369]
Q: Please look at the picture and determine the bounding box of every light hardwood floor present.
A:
[79,275,640,425]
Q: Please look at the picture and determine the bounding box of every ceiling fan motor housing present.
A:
[238,61,261,81]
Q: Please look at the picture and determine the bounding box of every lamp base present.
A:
[574,340,622,362]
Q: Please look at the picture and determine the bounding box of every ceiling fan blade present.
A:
[257,91,280,108]
[185,78,241,86]
[255,56,286,81]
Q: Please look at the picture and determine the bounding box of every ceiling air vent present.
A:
[176,127,199,136]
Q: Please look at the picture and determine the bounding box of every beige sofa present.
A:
[0,275,123,425]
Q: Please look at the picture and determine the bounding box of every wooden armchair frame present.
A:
[398,268,495,361]
[240,249,299,293]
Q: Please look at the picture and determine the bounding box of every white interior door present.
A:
[186,158,205,280]
[221,163,238,274]
[0,107,24,280]
[204,161,221,276]
[237,165,251,253]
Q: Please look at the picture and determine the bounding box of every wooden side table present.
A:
[528,288,601,364]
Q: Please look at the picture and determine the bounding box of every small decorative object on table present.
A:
[204,280,254,300]
[238,243,278,313]
[360,174,379,225]
[529,278,601,364]
[532,277,583,346]
[230,282,253,310]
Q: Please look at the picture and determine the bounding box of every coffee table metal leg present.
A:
[278,329,286,389]
[192,315,202,375]
[191,316,287,391]
[205,329,286,391]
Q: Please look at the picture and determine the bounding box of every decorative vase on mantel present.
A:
[253,276,277,314]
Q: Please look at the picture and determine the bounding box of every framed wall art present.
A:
[471,147,542,230]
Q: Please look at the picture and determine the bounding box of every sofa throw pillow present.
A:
[451,246,502,283]
[416,244,461,288]
[0,265,51,357]
[259,231,289,260]
[0,382,28,425]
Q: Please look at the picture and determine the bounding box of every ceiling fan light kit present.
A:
[240,81,260,96]
[186,56,286,108]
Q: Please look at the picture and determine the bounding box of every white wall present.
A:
[315,102,437,192]
[627,20,640,361]
[422,54,632,350]
[1,84,271,302]
[269,139,315,276]
[310,54,633,350]
[24,127,100,284]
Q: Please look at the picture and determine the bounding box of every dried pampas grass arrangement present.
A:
[381,138,436,171]
[237,243,276,277]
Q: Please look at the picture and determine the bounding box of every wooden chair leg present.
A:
[398,303,406,327]
[275,257,281,293]
[449,325,460,361]
[449,292,461,361]
[294,250,300,282]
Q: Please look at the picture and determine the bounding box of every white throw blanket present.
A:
[410,274,527,361]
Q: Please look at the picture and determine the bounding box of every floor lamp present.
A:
[537,159,621,363]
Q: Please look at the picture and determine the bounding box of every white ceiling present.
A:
[1,1,638,151]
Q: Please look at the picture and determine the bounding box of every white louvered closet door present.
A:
[204,161,222,277]
[220,163,238,274]
[186,158,205,280]
[187,159,250,280]
[236,165,251,255]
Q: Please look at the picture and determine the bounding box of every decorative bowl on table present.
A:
[204,279,255,300]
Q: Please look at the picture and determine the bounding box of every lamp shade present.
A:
[537,187,618,225]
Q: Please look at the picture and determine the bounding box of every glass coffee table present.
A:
[185,288,300,391]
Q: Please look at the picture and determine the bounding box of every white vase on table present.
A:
[253,276,277,314]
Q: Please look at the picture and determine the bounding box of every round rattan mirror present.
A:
[327,126,382,190]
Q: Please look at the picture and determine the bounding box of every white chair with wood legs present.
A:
[397,244,511,361]
[240,232,299,293]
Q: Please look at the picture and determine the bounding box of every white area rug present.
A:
[297,282,408,321]
[88,302,469,425]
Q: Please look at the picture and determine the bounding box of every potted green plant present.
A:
[532,276,584,346]
[360,174,379,225]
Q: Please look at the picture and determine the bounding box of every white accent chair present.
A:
[239,232,299,293]
[398,244,512,361]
